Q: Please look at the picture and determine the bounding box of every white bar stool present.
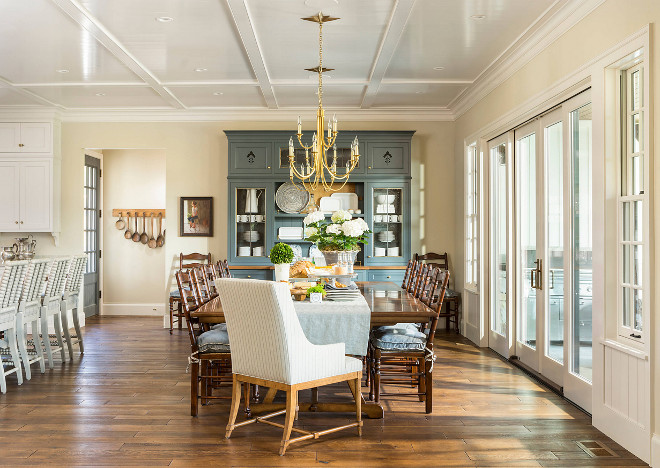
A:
[17,258,51,379]
[0,261,29,393]
[60,255,87,359]
[40,257,70,368]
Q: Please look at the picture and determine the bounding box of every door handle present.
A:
[532,259,543,290]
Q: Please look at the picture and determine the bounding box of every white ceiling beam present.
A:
[0,77,62,108]
[49,0,186,109]
[361,0,416,109]
[225,0,278,109]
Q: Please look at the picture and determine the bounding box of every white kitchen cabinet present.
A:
[0,160,52,232]
[0,161,20,231]
[0,122,52,153]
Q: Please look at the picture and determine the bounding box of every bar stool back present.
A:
[60,255,87,360]
[40,257,71,368]
[0,261,29,393]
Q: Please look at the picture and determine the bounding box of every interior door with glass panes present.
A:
[488,134,513,358]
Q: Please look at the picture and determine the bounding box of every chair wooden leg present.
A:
[41,313,54,369]
[279,389,297,456]
[169,298,174,334]
[53,313,66,362]
[425,359,433,414]
[418,359,426,402]
[225,375,242,438]
[348,378,362,436]
[32,320,45,373]
[373,350,381,404]
[243,382,252,418]
[190,359,199,417]
[59,305,74,361]
[201,360,209,406]
[177,302,183,330]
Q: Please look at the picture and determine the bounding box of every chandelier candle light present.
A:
[289,12,360,192]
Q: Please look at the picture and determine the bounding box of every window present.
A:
[618,62,646,342]
[465,143,479,289]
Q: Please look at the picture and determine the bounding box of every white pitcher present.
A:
[245,189,261,214]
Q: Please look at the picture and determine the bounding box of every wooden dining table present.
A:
[191,281,436,418]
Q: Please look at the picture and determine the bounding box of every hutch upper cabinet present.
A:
[225,130,414,275]
[0,121,60,238]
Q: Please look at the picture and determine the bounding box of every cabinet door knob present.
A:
[20,221,23,224]
[386,276,391,279]
[267,166,271,169]
[18,143,24,147]
[367,255,371,258]
[246,275,251,278]
[368,166,372,169]
[15,221,18,224]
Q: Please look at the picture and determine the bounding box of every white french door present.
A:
[488,134,513,358]
[488,90,593,411]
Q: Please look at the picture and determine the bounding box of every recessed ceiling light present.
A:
[212,92,223,96]
[95,93,106,96]
[155,16,173,22]
[415,91,424,94]
[56,69,69,73]
[433,66,445,71]
[194,68,208,72]
[471,14,486,20]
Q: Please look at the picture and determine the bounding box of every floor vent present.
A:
[576,440,618,457]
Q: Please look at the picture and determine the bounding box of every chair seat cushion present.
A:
[444,288,459,298]
[370,327,427,352]
[197,328,230,353]
[211,323,227,332]
[374,322,420,333]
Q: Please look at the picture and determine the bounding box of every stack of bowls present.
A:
[242,231,260,242]
[378,230,395,243]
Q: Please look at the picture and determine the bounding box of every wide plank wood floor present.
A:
[0,316,647,467]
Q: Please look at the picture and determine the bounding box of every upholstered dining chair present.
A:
[369,268,450,413]
[216,278,363,456]
[0,260,28,393]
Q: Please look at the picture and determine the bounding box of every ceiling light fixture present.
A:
[155,16,173,22]
[56,69,69,73]
[433,66,445,71]
[471,14,486,20]
[289,12,359,193]
[194,68,207,72]
[95,93,106,96]
[415,91,424,94]
[212,92,223,96]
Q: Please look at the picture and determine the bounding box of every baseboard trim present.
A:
[651,433,660,467]
[101,303,165,316]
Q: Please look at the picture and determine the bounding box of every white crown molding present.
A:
[55,107,453,122]
[450,0,607,119]
[0,108,63,121]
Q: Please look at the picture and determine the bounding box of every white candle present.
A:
[297,116,301,134]
[289,137,294,157]
[332,114,337,132]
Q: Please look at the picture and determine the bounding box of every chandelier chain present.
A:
[318,22,323,109]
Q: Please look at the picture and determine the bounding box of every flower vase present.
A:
[321,250,359,266]
[274,263,290,282]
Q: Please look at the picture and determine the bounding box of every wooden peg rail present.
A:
[112,209,166,218]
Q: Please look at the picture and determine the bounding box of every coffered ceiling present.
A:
[0,0,584,119]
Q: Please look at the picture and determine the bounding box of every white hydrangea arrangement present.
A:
[304,210,371,252]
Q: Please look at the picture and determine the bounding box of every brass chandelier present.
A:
[288,12,360,192]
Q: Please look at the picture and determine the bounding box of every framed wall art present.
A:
[180,197,213,237]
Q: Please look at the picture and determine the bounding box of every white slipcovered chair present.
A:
[60,255,87,359]
[16,258,51,379]
[0,261,28,393]
[215,278,363,456]
[40,257,70,368]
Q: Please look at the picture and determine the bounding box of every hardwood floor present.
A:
[0,316,647,467]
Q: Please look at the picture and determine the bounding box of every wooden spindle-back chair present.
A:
[415,252,461,333]
[170,253,212,333]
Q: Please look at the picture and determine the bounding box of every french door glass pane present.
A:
[571,103,593,382]
[517,133,536,348]
[546,121,564,363]
[491,143,507,336]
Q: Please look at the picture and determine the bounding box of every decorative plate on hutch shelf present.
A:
[276,182,310,213]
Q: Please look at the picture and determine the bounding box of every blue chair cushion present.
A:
[444,288,459,298]
[197,328,230,353]
[170,290,180,298]
[370,327,427,352]
[374,322,421,333]
[211,323,227,332]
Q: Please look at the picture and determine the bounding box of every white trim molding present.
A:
[652,434,660,468]
[451,0,607,118]
[102,303,166,317]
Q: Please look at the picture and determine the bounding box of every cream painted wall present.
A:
[102,149,165,307]
[451,0,659,461]
[4,120,454,309]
